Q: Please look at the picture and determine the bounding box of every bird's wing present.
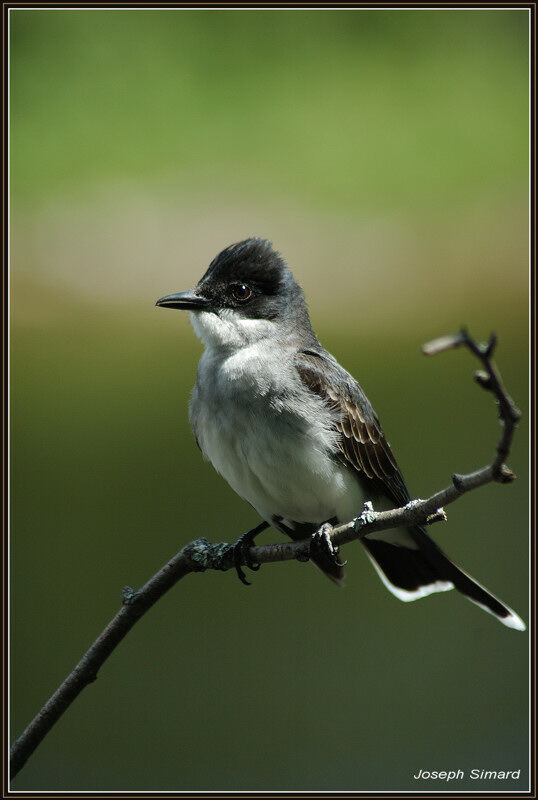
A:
[295,349,410,508]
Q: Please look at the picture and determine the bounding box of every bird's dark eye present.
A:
[230,283,252,302]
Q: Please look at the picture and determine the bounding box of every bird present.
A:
[156,237,525,631]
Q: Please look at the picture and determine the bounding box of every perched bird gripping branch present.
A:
[156,238,525,631]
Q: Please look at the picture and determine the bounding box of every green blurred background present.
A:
[10,9,529,791]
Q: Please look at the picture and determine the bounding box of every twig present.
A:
[10,329,520,780]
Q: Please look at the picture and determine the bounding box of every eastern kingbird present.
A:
[157,238,525,631]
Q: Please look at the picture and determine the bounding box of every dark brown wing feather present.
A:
[295,350,410,508]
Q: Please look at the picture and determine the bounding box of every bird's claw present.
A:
[233,541,259,586]
[310,523,347,569]
[229,529,262,585]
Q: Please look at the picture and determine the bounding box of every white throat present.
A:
[190,308,276,351]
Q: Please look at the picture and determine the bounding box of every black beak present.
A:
[155,290,210,311]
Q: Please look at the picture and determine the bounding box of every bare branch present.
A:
[421,331,467,355]
[10,329,520,781]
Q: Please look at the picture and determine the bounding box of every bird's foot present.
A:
[310,523,347,570]
[228,521,269,586]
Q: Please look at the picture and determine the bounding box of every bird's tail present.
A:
[311,550,346,586]
[361,526,526,631]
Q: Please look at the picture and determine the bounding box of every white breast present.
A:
[189,339,365,527]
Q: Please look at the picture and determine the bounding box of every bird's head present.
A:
[156,238,315,349]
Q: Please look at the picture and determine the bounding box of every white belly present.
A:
[190,344,365,527]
